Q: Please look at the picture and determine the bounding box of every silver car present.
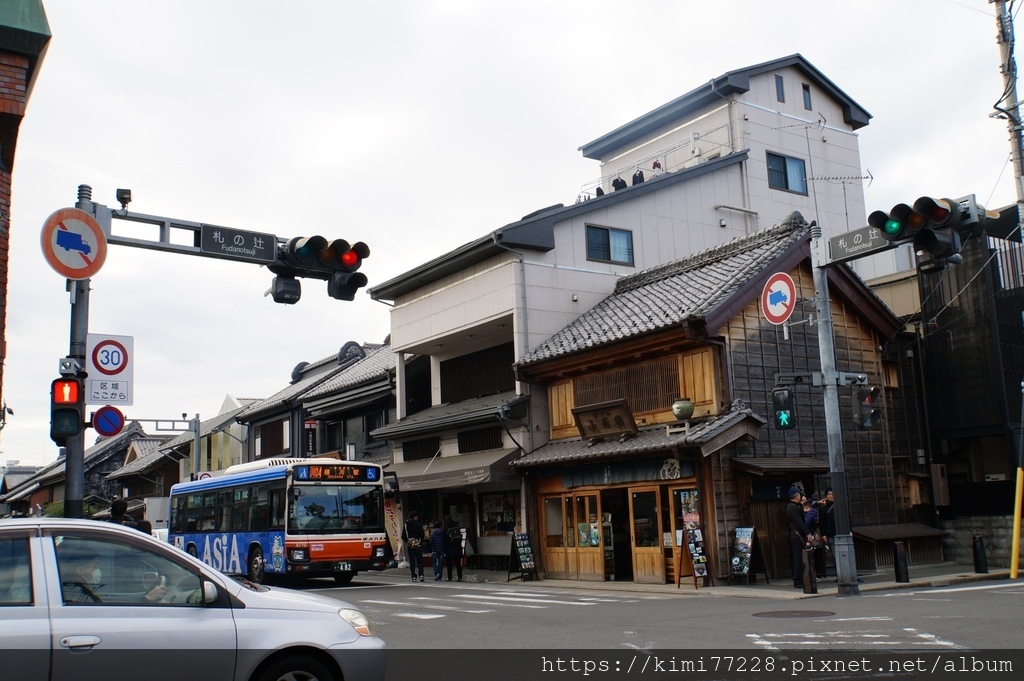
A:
[0,517,385,681]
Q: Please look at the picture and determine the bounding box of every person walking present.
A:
[428,521,446,581]
[818,489,837,577]
[787,486,813,589]
[442,515,464,582]
[402,511,425,582]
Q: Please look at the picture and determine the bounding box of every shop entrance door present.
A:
[540,493,604,581]
[628,487,665,583]
[749,499,788,579]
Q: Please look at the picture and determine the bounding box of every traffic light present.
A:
[269,237,370,303]
[852,385,881,429]
[867,195,982,273]
[50,377,85,446]
[771,387,796,430]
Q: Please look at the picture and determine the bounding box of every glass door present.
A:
[628,486,665,583]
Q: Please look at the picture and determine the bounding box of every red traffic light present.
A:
[51,378,81,404]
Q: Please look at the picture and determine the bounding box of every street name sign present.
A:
[200,224,276,263]
[828,225,892,265]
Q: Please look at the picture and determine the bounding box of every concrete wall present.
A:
[941,515,1024,569]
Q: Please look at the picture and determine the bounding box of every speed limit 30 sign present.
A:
[85,333,134,406]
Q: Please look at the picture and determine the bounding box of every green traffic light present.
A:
[883,217,902,236]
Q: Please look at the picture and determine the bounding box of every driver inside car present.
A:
[58,543,167,603]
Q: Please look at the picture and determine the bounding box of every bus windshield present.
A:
[289,484,384,534]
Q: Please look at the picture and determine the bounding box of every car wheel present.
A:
[187,544,198,558]
[248,546,265,584]
[257,655,335,681]
[332,572,354,585]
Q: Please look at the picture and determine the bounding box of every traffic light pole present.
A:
[811,225,860,596]
[63,186,95,519]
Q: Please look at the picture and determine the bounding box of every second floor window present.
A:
[586,225,634,266]
[766,152,808,195]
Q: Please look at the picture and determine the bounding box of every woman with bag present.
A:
[402,510,425,582]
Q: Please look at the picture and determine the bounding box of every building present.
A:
[0,1,49,422]
[512,214,921,583]
[367,55,875,564]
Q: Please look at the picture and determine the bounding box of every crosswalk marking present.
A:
[357,586,629,619]
[449,594,597,606]
[748,627,963,650]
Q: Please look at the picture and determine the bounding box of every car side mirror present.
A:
[202,581,219,604]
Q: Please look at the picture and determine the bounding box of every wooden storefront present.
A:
[532,453,712,584]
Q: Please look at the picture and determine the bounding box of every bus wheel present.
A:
[247,546,265,584]
[333,572,354,585]
[187,544,198,558]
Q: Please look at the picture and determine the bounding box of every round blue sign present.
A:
[92,405,125,437]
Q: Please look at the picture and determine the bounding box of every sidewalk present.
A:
[373,562,1014,599]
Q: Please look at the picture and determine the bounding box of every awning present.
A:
[385,449,519,492]
[731,456,830,476]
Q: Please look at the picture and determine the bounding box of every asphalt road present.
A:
[286,574,1024,651]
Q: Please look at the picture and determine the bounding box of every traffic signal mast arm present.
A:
[81,194,369,303]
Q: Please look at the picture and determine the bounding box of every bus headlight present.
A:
[288,548,309,562]
[338,608,374,637]
[374,547,385,558]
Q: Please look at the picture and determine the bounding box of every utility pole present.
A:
[993,0,1024,581]
[811,224,860,596]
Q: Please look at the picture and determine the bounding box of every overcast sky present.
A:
[2,0,1017,468]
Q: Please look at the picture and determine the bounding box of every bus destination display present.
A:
[294,464,378,482]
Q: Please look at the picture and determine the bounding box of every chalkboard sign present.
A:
[508,533,537,582]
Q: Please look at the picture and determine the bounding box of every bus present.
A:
[168,458,395,584]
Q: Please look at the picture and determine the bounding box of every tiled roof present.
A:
[303,344,395,399]
[512,399,766,468]
[105,438,175,479]
[236,343,369,421]
[518,214,809,368]
[30,421,150,486]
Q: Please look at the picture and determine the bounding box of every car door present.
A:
[0,530,51,680]
[44,526,237,681]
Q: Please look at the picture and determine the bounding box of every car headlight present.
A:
[338,608,374,637]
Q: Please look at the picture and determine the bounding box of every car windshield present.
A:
[287,485,384,534]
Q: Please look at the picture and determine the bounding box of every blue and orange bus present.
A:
[169,458,395,584]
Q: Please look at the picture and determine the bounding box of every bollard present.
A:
[893,540,910,583]
[973,534,989,574]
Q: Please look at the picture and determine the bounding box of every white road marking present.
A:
[449,594,597,605]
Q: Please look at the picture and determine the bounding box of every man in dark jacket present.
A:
[786,486,813,588]
[109,498,136,527]
[442,514,464,582]
[402,511,425,582]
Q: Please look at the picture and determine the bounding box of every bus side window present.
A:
[251,504,269,531]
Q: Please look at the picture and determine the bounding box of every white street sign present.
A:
[85,333,134,406]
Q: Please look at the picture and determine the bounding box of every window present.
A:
[364,411,386,437]
[766,152,808,195]
[54,534,202,606]
[324,420,344,451]
[458,426,503,453]
[0,536,32,605]
[586,225,634,266]
[775,75,785,102]
[802,83,812,110]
